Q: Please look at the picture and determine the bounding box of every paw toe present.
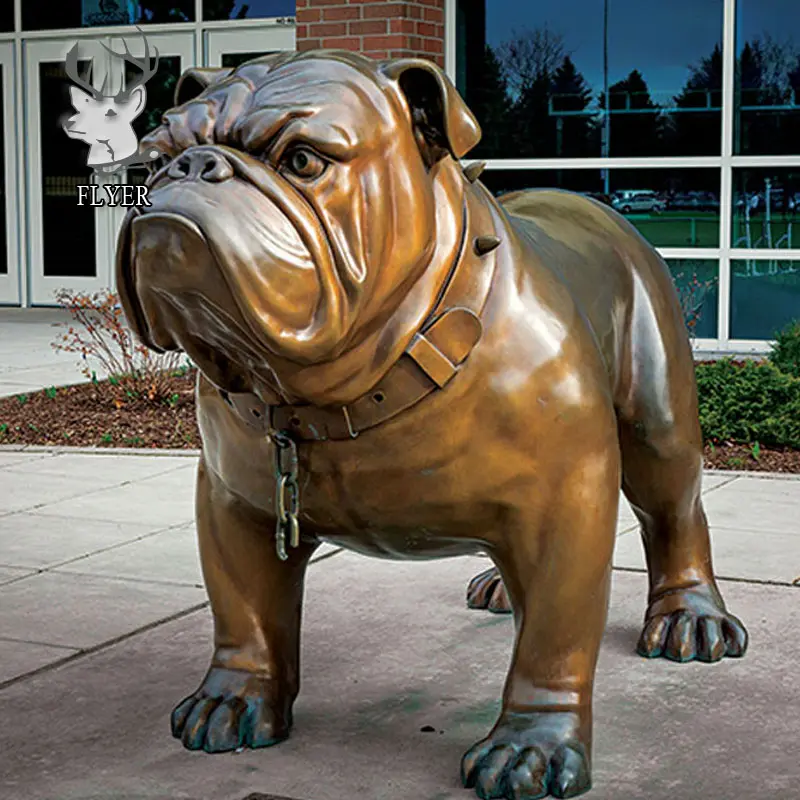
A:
[636,616,668,658]
[664,611,697,662]
[551,745,591,799]
[467,568,512,614]
[507,746,548,799]
[639,608,749,663]
[181,697,219,750]
[204,698,245,753]
[170,694,198,738]
[722,615,748,657]
[696,617,726,663]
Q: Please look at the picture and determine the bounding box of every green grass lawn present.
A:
[625,211,799,249]
[627,212,720,247]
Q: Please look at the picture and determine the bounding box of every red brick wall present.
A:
[296,0,446,68]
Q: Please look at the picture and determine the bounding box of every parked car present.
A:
[611,190,665,214]
[666,191,719,212]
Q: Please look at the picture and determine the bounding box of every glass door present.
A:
[206,26,295,70]
[107,31,196,264]
[25,32,195,306]
[25,38,111,305]
[0,42,20,305]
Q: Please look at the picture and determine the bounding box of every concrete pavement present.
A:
[0,308,111,397]
[1,446,798,799]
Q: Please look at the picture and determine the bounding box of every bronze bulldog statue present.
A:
[116,50,748,799]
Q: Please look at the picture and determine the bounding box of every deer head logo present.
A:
[62,28,159,168]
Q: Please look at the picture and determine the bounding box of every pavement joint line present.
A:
[0,635,80,652]
[0,555,789,694]
[0,466,197,519]
[27,569,207,590]
[0,543,344,589]
[311,546,345,564]
[0,600,211,692]
[0,549,346,689]
[0,453,61,472]
[702,475,742,494]
[612,565,800,588]
[1,520,196,573]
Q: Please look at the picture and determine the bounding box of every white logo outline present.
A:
[62,26,162,172]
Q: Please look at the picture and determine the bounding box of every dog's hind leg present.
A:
[617,253,747,662]
[170,456,319,753]
[618,395,748,662]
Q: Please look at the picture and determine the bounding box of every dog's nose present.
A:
[168,149,233,183]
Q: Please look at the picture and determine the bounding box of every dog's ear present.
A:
[174,67,234,106]
[380,58,481,166]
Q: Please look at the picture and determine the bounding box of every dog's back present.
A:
[494,187,695,419]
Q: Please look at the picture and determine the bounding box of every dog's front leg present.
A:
[461,456,618,799]
[171,456,318,753]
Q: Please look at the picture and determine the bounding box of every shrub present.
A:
[672,270,717,339]
[51,288,190,407]
[695,358,800,448]
[768,319,800,378]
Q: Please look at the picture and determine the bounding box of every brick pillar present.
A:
[295,0,445,68]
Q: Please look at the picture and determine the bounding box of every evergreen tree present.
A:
[736,40,785,155]
[599,70,664,158]
[550,56,593,157]
[467,46,513,159]
[669,44,723,156]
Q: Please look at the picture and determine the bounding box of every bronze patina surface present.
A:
[115,50,748,799]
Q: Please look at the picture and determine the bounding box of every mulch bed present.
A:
[1,370,799,472]
[0,371,200,450]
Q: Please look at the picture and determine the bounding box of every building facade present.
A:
[0,0,798,354]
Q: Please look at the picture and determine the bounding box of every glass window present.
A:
[203,0,295,21]
[666,259,719,340]
[0,1,13,32]
[731,260,800,339]
[41,60,96,278]
[222,52,277,69]
[480,168,720,249]
[455,0,723,159]
[735,0,800,156]
[732,168,800,249]
[127,55,182,142]
[22,0,195,30]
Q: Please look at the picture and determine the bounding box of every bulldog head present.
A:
[116,51,481,401]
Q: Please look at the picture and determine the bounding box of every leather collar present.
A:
[221,184,500,442]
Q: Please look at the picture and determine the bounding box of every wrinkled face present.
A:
[64,85,146,162]
[116,52,478,396]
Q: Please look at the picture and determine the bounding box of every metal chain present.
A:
[271,429,301,561]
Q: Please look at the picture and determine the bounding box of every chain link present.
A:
[271,429,301,561]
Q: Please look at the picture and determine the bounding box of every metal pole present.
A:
[602,0,610,195]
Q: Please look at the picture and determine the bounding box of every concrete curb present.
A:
[0,444,201,457]
[1,445,799,480]
[704,468,800,481]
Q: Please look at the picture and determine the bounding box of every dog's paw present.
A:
[461,711,591,799]
[638,585,748,663]
[467,566,512,614]
[171,667,293,753]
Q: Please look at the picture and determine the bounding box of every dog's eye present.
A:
[283,148,326,180]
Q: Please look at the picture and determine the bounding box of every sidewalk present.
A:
[1,446,798,800]
[2,311,799,799]
[0,308,108,397]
